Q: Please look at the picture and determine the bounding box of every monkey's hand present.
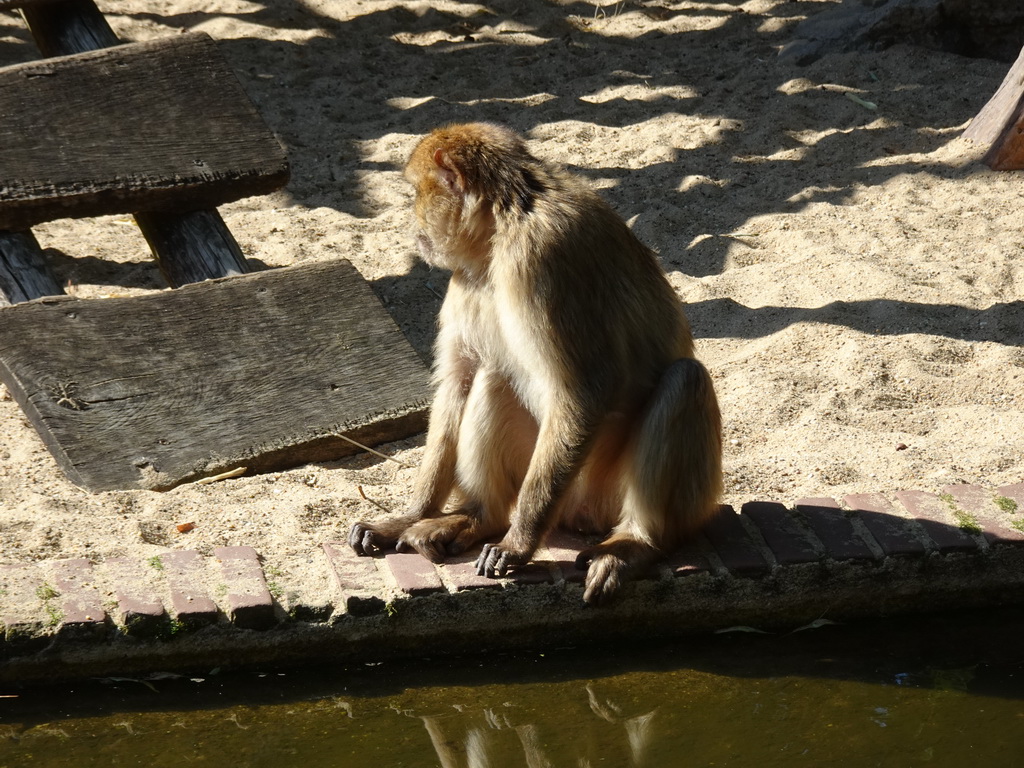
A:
[476,541,531,578]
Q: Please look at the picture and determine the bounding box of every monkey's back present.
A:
[491,167,694,404]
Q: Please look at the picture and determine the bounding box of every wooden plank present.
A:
[0,32,289,230]
[0,259,431,491]
[0,229,64,305]
[963,44,1024,170]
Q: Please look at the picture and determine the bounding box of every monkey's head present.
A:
[404,123,540,271]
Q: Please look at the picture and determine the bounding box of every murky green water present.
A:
[2,609,1023,767]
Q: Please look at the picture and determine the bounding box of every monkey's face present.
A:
[407,169,461,270]
[404,135,495,273]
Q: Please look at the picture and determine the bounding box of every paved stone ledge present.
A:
[1,482,1022,683]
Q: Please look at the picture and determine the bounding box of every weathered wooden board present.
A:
[3,3,259,291]
[0,259,431,491]
[963,44,1024,170]
[0,32,289,230]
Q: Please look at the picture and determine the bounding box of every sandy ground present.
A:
[0,0,1021,600]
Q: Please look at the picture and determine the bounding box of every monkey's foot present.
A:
[397,512,494,564]
[476,541,531,578]
[575,538,661,606]
[348,521,399,556]
[349,511,427,556]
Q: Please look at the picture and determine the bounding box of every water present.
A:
[2,609,1022,767]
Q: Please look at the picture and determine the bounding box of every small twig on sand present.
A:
[357,484,394,515]
[195,467,247,485]
[333,432,414,468]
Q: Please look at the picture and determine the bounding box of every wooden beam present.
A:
[963,44,1024,170]
[0,260,431,491]
[0,0,113,304]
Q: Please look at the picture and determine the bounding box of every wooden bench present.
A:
[0,1,432,490]
[0,2,289,299]
[0,33,288,231]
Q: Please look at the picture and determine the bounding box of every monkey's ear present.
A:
[432,149,463,194]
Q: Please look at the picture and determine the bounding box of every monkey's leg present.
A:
[578,358,722,605]
[349,356,474,556]
[476,394,598,578]
[396,368,537,562]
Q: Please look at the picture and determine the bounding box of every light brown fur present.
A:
[349,123,723,604]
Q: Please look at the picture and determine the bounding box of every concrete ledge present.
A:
[1,483,1022,683]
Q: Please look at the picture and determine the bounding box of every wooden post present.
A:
[0,230,64,306]
[135,210,250,287]
[19,0,118,55]
[0,0,108,304]
[964,44,1024,170]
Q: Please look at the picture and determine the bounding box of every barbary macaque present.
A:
[349,122,722,604]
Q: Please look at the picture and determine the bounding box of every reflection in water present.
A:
[1,610,1023,767]
[419,683,656,768]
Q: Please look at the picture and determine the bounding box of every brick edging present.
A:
[1,482,1022,682]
